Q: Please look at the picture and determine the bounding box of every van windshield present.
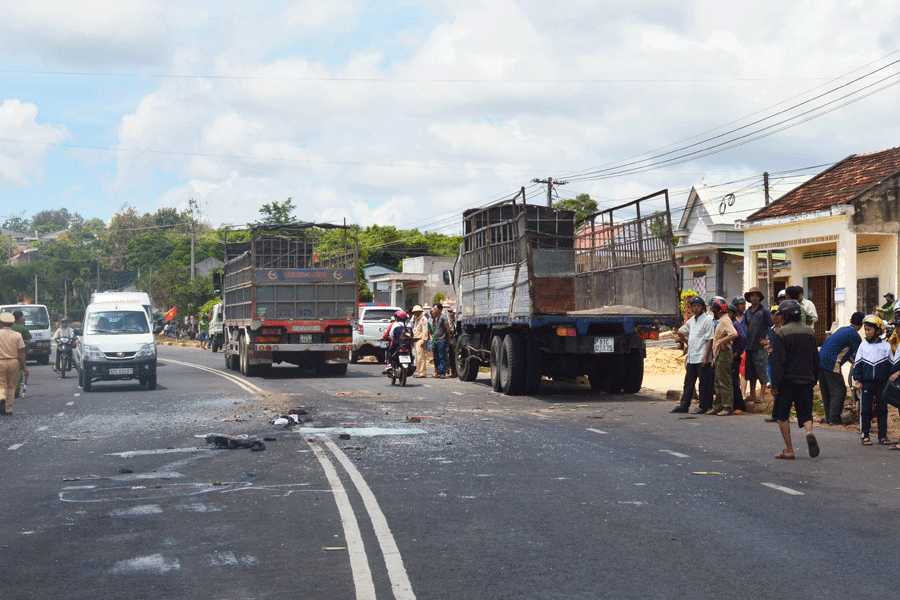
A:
[0,306,50,330]
[86,311,150,334]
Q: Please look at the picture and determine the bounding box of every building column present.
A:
[836,229,857,326]
[743,246,756,294]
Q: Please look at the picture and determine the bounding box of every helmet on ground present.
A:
[863,315,885,331]
[731,296,746,306]
[395,310,408,321]
[710,297,727,314]
[777,299,802,318]
[688,296,705,306]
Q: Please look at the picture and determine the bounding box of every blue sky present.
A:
[2,1,900,234]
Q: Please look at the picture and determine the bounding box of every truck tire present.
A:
[324,363,348,377]
[225,346,237,371]
[211,336,220,353]
[588,357,606,392]
[602,354,625,394]
[349,350,359,364]
[622,350,644,394]
[489,335,503,392]
[500,333,525,396]
[456,345,479,382]
[523,336,542,395]
[240,336,258,377]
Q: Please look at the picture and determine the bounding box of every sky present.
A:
[2,0,900,235]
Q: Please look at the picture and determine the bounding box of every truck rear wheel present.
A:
[588,357,606,392]
[456,344,479,382]
[622,350,644,394]
[500,333,525,396]
[240,336,258,377]
[489,335,503,392]
[603,355,625,394]
[523,336,542,395]
[324,363,348,377]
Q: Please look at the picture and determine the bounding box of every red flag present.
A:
[164,306,177,322]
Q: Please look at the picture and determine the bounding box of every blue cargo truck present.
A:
[450,189,681,395]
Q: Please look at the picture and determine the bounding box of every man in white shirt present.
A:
[798,287,818,325]
[51,318,74,372]
[672,296,715,414]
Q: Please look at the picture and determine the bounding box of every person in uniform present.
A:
[0,312,27,415]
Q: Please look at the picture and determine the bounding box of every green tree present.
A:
[257,198,297,224]
[554,193,598,224]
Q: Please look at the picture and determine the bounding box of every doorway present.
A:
[807,275,835,345]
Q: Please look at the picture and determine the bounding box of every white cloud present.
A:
[0,99,70,187]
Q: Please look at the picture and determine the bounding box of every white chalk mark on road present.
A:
[56,412,65,416]
[660,449,689,458]
[308,439,376,600]
[587,428,609,435]
[36,426,48,431]
[8,443,23,451]
[762,482,804,496]
[107,448,203,458]
[66,402,74,406]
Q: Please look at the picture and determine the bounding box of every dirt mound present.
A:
[644,346,685,376]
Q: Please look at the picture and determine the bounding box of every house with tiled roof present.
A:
[738,146,900,343]
[674,176,809,301]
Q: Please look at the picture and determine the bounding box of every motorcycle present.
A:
[385,329,416,387]
[55,337,74,378]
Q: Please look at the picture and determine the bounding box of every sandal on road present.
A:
[806,433,820,458]
[890,444,900,451]
[861,437,873,446]
[880,438,893,445]
[775,450,795,459]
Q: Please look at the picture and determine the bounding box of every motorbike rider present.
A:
[382,311,412,374]
[51,317,74,372]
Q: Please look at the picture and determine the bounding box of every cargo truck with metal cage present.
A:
[448,189,682,395]
[213,222,359,377]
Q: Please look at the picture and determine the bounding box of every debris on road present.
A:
[269,414,302,427]
[338,433,351,440]
[322,547,346,551]
[691,471,722,475]
[205,434,266,451]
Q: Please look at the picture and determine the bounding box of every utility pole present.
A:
[189,199,197,281]
[63,279,67,320]
[764,172,774,304]
[34,274,38,304]
[532,177,568,207]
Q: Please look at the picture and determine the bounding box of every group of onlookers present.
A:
[163,313,209,347]
[384,303,456,378]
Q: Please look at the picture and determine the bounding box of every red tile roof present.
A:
[679,256,712,268]
[747,146,900,221]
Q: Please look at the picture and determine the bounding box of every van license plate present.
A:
[399,355,411,364]
[594,337,614,353]
[109,368,133,375]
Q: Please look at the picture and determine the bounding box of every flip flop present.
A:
[775,451,795,459]
[862,437,873,446]
[806,433,820,458]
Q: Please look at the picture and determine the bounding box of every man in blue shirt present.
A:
[818,312,864,425]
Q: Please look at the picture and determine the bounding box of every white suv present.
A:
[350,305,402,363]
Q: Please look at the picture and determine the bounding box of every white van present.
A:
[74,301,157,392]
[0,304,52,364]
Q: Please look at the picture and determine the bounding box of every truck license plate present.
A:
[298,334,312,344]
[109,367,133,375]
[399,355,411,364]
[594,337,614,353]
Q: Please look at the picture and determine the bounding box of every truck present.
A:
[214,222,359,377]
[450,188,681,395]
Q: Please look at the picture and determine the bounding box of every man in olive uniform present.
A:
[11,311,31,398]
[0,312,27,415]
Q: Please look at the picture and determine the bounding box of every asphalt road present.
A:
[1,346,897,599]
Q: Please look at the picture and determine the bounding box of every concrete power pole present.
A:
[764,172,774,303]
[532,177,568,207]
[190,218,196,282]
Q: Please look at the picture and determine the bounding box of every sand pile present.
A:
[644,346,686,376]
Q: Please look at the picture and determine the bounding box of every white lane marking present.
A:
[165,358,266,395]
[587,428,608,435]
[8,443,23,451]
[308,439,376,600]
[321,436,416,600]
[37,426,48,432]
[661,449,689,458]
[108,553,180,575]
[74,393,80,397]
[762,482,804,496]
[66,402,74,406]
[107,448,203,458]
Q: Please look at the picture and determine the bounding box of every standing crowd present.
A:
[383,303,457,378]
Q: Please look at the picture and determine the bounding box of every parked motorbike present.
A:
[385,331,416,387]
[55,336,74,378]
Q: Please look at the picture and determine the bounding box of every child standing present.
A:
[852,316,893,445]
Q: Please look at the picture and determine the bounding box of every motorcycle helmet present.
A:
[394,310,408,321]
[710,297,727,314]
[688,296,705,307]
[777,299,802,318]
[863,314,885,332]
